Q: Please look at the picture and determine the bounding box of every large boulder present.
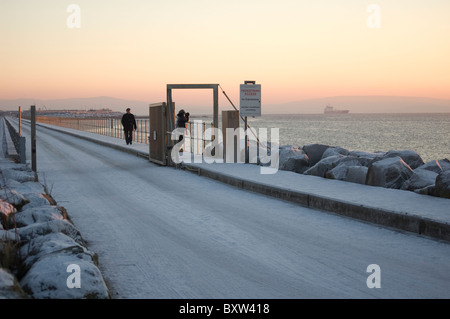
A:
[418,159,450,174]
[325,156,367,179]
[401,168,438,192]
[4,180,46,194]
[346,156,373,167]
[310,155,370,179]
[20,252,110,299]
[14,205,67,228]
[0,168,36,183]
[278,146,306,169]
[325,164,349,180]
[280,154,309,174]
[384,150,424,169]
[433,170,450,199]
[343,166,368,185]
[302,144,331,166]
[304,155,341,177]
[17,219,85,246]
[365,156,414,189]
[325,156,371,184]
[20,193,55,209]
[415,184,436,196]
[326,165,368,185]
[0,189,29,208]
[19,232,94,272]
[321,147,350,159]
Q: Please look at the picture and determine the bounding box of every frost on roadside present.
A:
[0,162,111,299]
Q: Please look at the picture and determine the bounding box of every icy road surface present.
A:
[19,121,450,299]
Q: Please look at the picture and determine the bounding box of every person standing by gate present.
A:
[176,109,190,152]
[121,108,137,145]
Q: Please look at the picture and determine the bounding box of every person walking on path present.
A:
[121,108,137,145]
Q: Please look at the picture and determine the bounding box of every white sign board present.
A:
[240,83,261,117]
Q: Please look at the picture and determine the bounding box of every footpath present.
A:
[13,118,450,243]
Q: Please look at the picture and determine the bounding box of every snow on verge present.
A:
[0,160,110,299]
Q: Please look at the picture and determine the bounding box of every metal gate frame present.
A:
[166,84,219,134]
[149,84,220,166]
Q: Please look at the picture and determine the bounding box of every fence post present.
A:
[19,136,26,164]
[31,105,37,172]
[139,119,142,143]
[19,106,22,136]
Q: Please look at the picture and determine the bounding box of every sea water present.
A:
[191,113,450,163]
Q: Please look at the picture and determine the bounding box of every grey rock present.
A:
[20,252,109,299]
[321,147,350,159]
[326,164,368,185]
[326,164,349,180]
[19,232,93,271]
[302,143,331,166]
[433,170,450,199]
[7,181,46,195]
[1,168,36,183]
[0,189,29,208]
[366,156,414,189]
[14,206,66,227]
[325,157,369,184]
[344,166,368,185]
[401,168,438,192]
[304,155,341,177]
[17,219,85,246]
[280,154,309,174]
[279,145,304,160]
[20,193,54,209]
[417,159,450,174]
[415,184,436,196]
[384,150,424,169]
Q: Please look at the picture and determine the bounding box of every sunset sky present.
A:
[1,0,450,109]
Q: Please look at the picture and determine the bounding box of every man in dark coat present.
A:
[121,108,137,145]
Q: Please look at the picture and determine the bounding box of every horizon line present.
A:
[1,94,450,103]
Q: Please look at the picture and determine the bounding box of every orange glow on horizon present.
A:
[1,0,449,110]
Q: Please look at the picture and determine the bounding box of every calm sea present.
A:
[191,113,450,163]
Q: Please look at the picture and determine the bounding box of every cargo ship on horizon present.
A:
[324,104,350,114]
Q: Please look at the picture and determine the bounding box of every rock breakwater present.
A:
[269,143,450,199]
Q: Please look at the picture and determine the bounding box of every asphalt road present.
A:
[16,119,450,299]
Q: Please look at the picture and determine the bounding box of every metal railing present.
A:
[27,116,214,155]
[32,116,149,144]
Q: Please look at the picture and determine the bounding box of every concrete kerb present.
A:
[29,121,450,243]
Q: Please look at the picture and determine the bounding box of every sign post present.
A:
[240,81,261,163]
